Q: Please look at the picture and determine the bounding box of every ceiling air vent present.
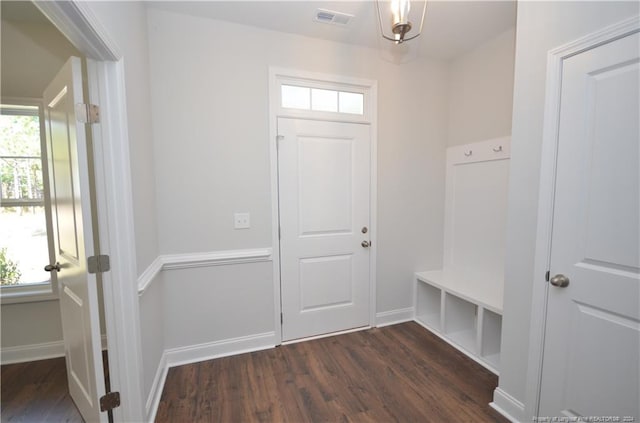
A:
[314,9,354,26]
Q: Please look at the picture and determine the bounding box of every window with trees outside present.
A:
[1,102,55,299]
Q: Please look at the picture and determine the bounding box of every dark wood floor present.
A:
[0,323,506,422]
[156,322,507,423]
[1,356,83,422]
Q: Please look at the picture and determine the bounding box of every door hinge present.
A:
[280,312,283,324]
[88,255,110,274]
[99,391,120,412]
[545,270,550,282]
[278,226,281,239]
[276,135,283,148]
[76,103,100,124]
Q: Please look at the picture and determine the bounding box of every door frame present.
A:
[268,67,378,344]
[34,2,145,421]
[525,16,640,420]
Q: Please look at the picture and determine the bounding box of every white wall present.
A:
[163,263,274,349]
[82,1,162,409]
[495,2,639,420]
[84,1,159,276]
[138,272,164,412]
[146,5,449,353]
[447,27,516,147]
[1,19,81,98]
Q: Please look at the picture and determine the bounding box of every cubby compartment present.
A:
[415,281,442,331]
[414,139,509,375]
[481,309,502,368]
[444,293,477,353]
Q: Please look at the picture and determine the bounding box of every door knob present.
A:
[44,262,61,272]
[549,274,570,288]
[361,241,370,248]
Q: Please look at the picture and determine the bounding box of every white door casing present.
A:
[278,117,371,341]
[537,30,639,419]
[44,56,107,422]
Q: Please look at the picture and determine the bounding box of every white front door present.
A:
[539,31,639,419]
[44,56,107,422]
[278,117,371,341]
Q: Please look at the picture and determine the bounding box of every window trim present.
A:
[274,71,372,123]
[1,97,59,304]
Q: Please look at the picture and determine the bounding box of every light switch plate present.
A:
[234,212,250,229]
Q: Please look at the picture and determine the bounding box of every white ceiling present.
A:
[2,0,517,62]
[147,1,517,61]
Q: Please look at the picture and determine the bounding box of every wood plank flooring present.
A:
[1,356,83,422]
[156,322,507,422]
[0,323,506,422]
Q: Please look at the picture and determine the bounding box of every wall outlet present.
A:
[234,212,250,229]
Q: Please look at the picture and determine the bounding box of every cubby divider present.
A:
[415,281,442,331]
[415,271,502,374]
[444,294,477,353]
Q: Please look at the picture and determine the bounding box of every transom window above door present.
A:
[273,70,373,123]
[281,85,364,115]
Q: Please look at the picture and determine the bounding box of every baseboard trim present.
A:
[165,331,277,368]
[1,340,64,364]
[138,248,273,295]
[1,334,108,365]
[491,387,526,423]
[145,352,168,423]
[375,307,415,327]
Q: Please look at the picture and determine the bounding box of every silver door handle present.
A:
[549,274,569,288]
[44,262,61,272]
[361,241,370,248]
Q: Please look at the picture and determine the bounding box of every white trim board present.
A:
[137,248,273,295]
[490,388,525,423]
[375,307,415,327]
[1,340,66,365]
[523,15,640,422]
[144,352,168,423]
[1,335,108,365]
[137,256,164,295]
[164,331,277,369]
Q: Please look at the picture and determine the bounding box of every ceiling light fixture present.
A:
[376,0,427,44]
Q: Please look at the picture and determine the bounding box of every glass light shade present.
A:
[391,0,410,25]
[376,0,427,44]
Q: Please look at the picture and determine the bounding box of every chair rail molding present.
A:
[137,248,273,295]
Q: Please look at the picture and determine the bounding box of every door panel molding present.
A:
[278,118,371,341]
[525,15,640,420]
[44,56,106,422]
[269,68,378,344]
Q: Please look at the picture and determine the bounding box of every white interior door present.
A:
[44,56,107,422]
[278,117,371,341]
[539,31,639,419]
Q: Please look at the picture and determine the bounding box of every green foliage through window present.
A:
[0,248,22,286]
[1,112,44,202]
[1,104,49,287]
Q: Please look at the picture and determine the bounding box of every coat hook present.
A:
[493,146,503,152]
[464,150,473,157]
